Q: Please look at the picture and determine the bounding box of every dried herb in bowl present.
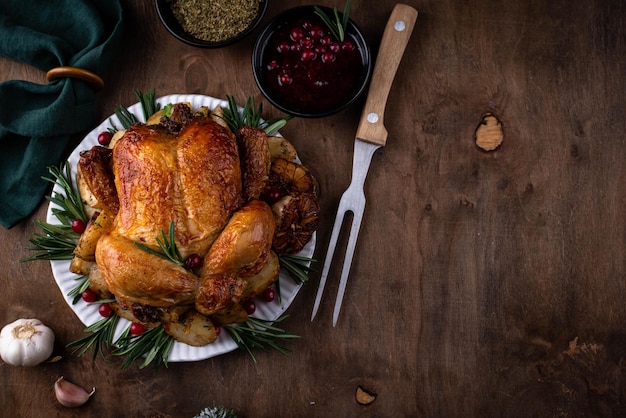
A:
[169,0,261,43]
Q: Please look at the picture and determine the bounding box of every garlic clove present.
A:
[54,376,95,408]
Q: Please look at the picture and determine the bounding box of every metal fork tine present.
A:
[310,199,348,321]
[332,204,365,326]
[311,140,379,324]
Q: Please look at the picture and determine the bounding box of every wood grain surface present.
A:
[1,0,624,417]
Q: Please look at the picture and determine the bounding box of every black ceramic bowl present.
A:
[155,0,268,48]
[252,5,371,118]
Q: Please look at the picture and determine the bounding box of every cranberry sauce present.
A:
[259,13,369,116]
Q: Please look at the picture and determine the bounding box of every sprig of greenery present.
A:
[224,315,300,363]
[67,274,90,304]
[134,221,184,266]
[194,405,239,418]
[68,310,303,368]
[21,221,78,261]
[162,103,173,118]
[66,314,120,360]
[109,89,160,131]
[221,95,292,136]
[114,326,174,369]
[45,162,88,225]
[21,162,86,262]
[136,89,161,122]
[113,105,137,129]
[279,254,316,284]
[314,0,351,42]
[65,311,173,369]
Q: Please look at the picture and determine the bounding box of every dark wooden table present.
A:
[2,1,625,416]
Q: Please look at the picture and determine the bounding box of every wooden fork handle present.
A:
[355,4,418,146]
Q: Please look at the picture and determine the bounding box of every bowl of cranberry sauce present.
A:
[253,6,371,118]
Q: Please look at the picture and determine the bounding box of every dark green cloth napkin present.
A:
[0,0,124,228]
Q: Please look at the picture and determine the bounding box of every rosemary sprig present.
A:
[68,311,301,367]
[224,315,300,363]
[67,274,90,304]
[20,162,86,262]
[314,0,351,42]
[279,254,316,285]
[221,95,292,136]
[44,162,88,224]
[109,89,160,131]
[113,105,137,129]
[114,326,174,369]
[66,314,120,360]
[21,221,78,261]
[134,221,184,266]
[136,89,160,122]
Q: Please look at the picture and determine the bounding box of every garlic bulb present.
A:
[55,376,95,408]
[0,318,55,366]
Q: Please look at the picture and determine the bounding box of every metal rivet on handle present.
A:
[367,112,379,123]
[394,20,406,32]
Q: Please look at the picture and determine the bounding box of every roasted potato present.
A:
[73,210,113,261]
[210,105,229,129]
[107,128,126,149]
[210,303,248,327]
[69,257,94,275]
[268,135,298,161]
[162,311,217,347]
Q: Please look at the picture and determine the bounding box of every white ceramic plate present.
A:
[47,94,315,362]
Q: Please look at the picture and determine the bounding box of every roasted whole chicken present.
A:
[71,102,319,346]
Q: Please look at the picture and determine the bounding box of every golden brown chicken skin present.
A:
[95,117,275,313]
[196,199,275,315]
[112,119,243,256]
[236,126,271,202]
[77,146,119,214]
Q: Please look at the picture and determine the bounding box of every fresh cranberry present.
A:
[321,52,336,63]
[264,187,283,204]
[278,73,293,86]
[300,36,313,49]
[215,327,221,337]
[98,303,113,318]
[309,26,325,39]
[314,44,327,54]
[267,60,279,70]
[301,20,313,30]
[129,322,146,335]
[289,43,302,52]
[262,287,276,302]
[342,40,356,51]
[242,300,256,315]
[276,41,290,53]
[97,131,112,146]
[184,253,203,270]
[71,219,86,234]
[301,49,317,62]
[329,43,341,53]
[81,289,97,303]
[290,27,304,42]
[320,35,333,46]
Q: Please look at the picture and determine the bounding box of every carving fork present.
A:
[311,4,418,325]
